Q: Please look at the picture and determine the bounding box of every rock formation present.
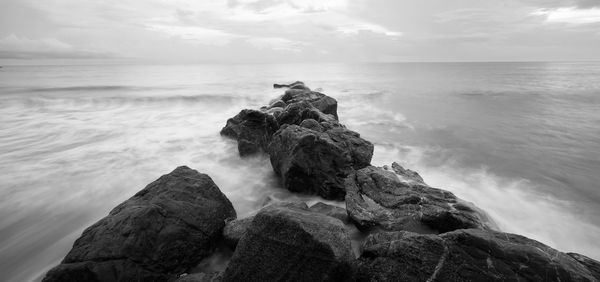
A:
[44,81,600,282]
[356,229,598,281]
[345,165,491,233]
[221,203,354,282]
[43,166,235,282]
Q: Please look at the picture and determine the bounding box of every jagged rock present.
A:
[220,109,279,156]
[345,166,489,233]
[221,204,354,282]
[276,101,339,127]
[268,124,373,200]
[384,162,425,185]
[280,90,338,120]
[299,118,324,132]
[357,229,598,282]
[568,253,600,280]
[223,217,254,249]
[309,202,349,223]
[43,166,236,282]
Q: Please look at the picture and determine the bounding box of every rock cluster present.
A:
[44,82,600,282]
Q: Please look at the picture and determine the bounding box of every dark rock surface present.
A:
[346,166,489,233]
[268,124,373,200]
[43,166,236,282]
[222,204,355,282]
[223,217,254,249]
[281,91,338,120]
[357,229,598,282]
[385,161,425,185]
[309,202,349,223]
[176,272,222,282]
[568,253,600,281]
[220,109,279,156]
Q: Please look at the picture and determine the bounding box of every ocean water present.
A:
[0,62,599,281]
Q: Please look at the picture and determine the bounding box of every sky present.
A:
[1,0,599,64]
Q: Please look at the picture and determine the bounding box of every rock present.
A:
[268,124,374,200]
[220,109,279,156]
[43,166,236,282]
[276,101,338,127]
[223,217,254,249]
[268,100,286,109]
[309,202,349,223]
[385,162,425,185]
[280,91,338,120]
[345,166,489,233]
[176,272,222,282]
[299,118,324,132]
[273,81,307,89]
[568,253,600,280]
[357,229,598,282]
[221,204,354,282]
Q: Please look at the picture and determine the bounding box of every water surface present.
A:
[1,62,599,281]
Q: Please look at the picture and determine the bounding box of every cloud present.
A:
[532,6,600,24]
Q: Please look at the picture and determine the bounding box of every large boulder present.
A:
[357,229,599,282]
[220,109,279,156]
[43,166,236,282]
[346,166,490,233]
[222,204,354,282]
[268,124,374,200]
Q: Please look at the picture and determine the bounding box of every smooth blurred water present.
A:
[0,62,599,281]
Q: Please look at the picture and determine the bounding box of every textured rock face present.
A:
[222,204,354,282]
[223,217,254,249]
[386,161,425,185]
[43,166,236,282]
[357,229,598,282]
[345,166,488,233]
[268,124,373,200]
[309,202,349,223]
[568,253,600,281]
[220,109,279,156]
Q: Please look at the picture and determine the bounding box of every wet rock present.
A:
[385,161,425,185]
[176,272,222,282]
[345,166,489,233]
[268,124,373,200]
[309,202,349,223]
[273,81,307,90]
[43,166,236,282]
[299,118,324,132]
[568,253,600,280]
[220,109,279,156]
[357,229,598,282]
[222,204,354,282]
[280,90,338,120]
[276,101,339,127]
[268,100,286,109]
[223,217,254,249]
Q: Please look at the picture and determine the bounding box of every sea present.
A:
[0,62,599,281]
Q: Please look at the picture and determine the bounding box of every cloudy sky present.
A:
[1,0,599,64]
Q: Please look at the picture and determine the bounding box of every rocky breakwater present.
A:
[44,82,600,281]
